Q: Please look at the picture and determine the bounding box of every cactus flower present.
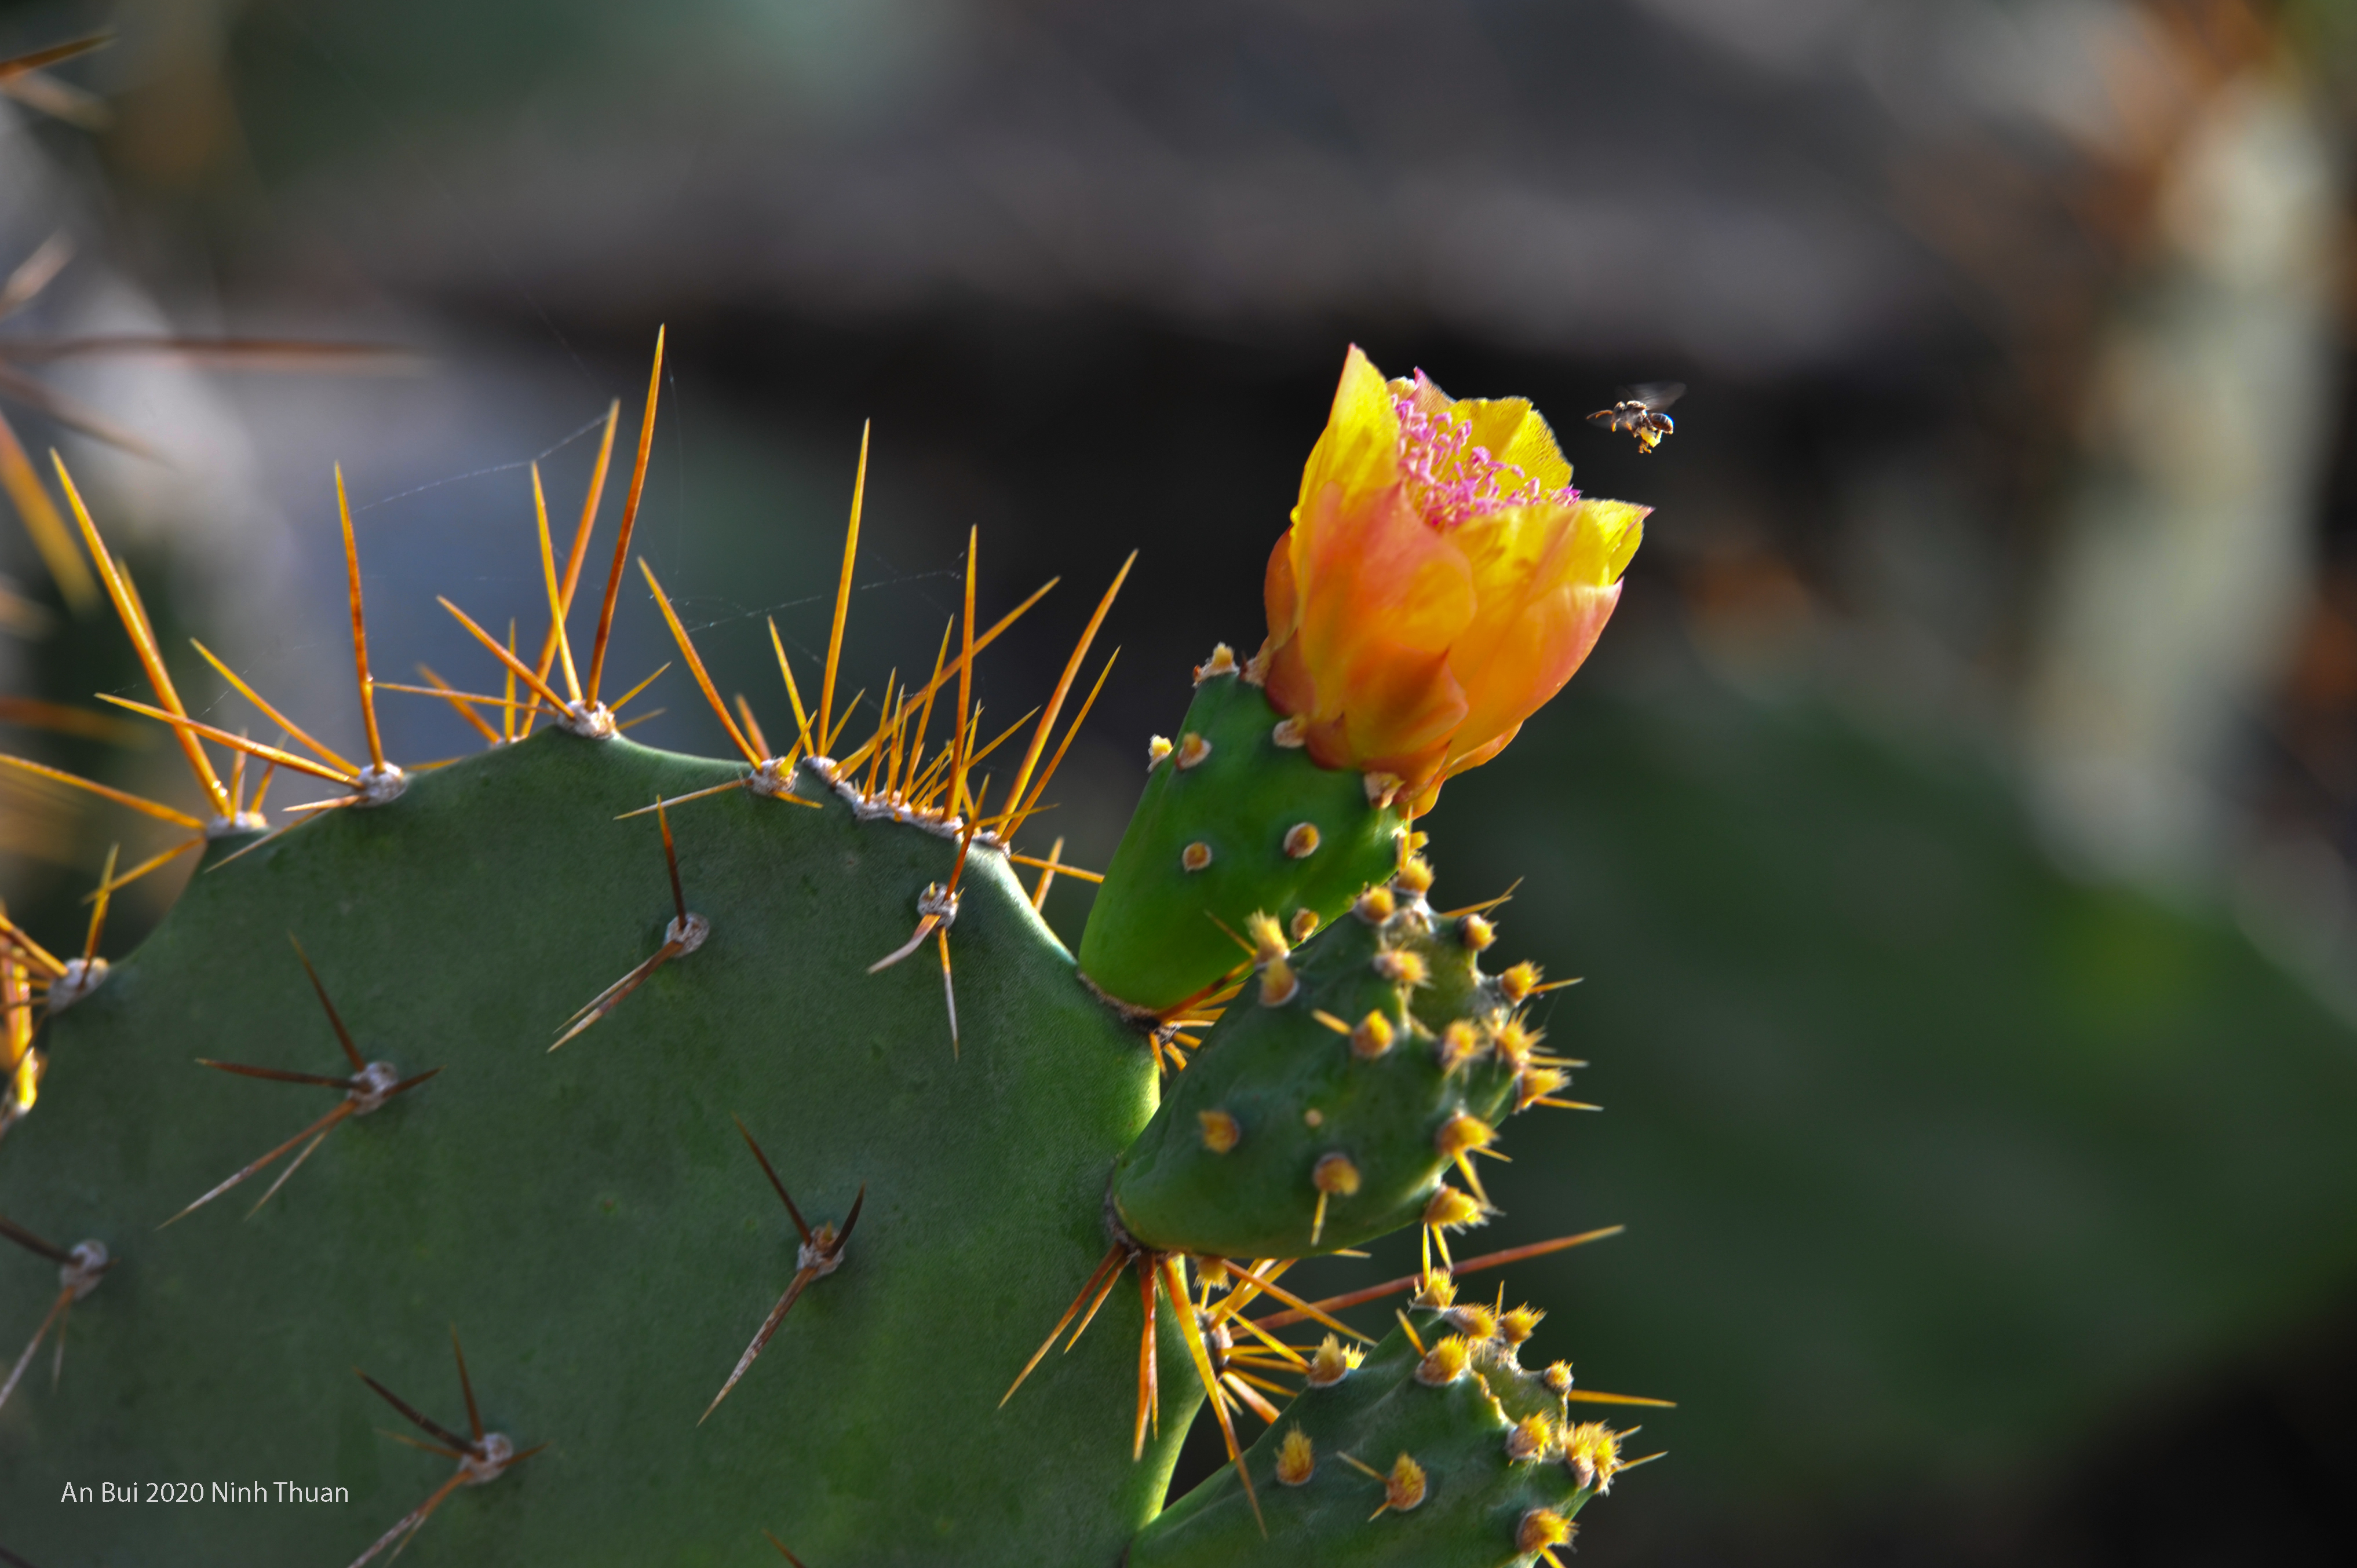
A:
[1260,346,1645,812]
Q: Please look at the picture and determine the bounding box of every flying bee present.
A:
[1587,382,1685,454]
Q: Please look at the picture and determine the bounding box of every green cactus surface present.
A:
[2,732,1206,1563]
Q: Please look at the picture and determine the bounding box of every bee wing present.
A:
[1620,381,1685,411]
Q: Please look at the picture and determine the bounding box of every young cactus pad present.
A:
[0,342,1658,1564]
[1108,869,1527,1259]
[1130,1299,1646,1568]
[1077,660,1404,1014]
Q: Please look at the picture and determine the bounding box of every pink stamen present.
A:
[1393,374,1577,528]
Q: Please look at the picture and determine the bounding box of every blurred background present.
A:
[3,0,2356,1560]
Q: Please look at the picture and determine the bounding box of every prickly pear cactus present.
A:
[1,343,1660,1566]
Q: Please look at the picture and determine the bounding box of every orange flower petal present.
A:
[1283,484,1472,766]
[1443,499,1645,767]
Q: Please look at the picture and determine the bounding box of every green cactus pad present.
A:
[1130,1304,1612,1568]
[0,730,1204,1565]
[1110,884,1523,1258]
[1078,666,1403,1014]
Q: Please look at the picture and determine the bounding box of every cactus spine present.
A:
[1,342,1658,1565]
